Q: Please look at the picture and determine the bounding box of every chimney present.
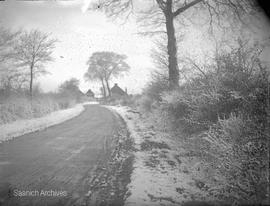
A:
[125,87,127,94]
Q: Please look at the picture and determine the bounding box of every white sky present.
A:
[0,0,269,94]
[0,0,154,94]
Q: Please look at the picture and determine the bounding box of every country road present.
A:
[0,105,133,206]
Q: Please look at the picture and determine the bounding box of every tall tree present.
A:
[12,29,57,98]
[84,56,107,98]
[84,51,130,98]
[90,0,256,89]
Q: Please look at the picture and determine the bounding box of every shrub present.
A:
[157,41,269,134]
[160,86,220,132]
[0,91,82,125]
[139,40,269,204]
[138,70,169,112]
[200,114,268,205]
[138,95,153,112]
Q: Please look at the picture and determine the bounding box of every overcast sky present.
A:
[0,0,156,94]
[0,0,269,94]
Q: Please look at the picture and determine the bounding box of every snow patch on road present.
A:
[105,105,208,206]
[0,102,93,143]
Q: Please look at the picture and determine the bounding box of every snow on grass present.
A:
[104,105,143,146]
[0,102,97,143]
[105,105,208,206]
[83,101,99,105]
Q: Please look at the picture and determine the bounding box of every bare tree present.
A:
[84,56,107,98]
[0,27,24,95]
[151,35,193,84]
[12,29,57,98]
[84,51,130,98]
[0,27,20,64]
[151,38,168,73]
[91,0,256,89]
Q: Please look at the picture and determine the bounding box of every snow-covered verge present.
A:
[105,105,211,206]
[0,101,98,143]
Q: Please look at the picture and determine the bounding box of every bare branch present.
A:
[11,29,57,96]
[173,0,203,17]
[156,0,166,11]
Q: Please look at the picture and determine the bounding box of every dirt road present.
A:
[0,105,133,206]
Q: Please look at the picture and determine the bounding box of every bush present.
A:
[138,71,169,112]
[200,114,268,205]
[0,90,84,125]
[159,86,220,133]
[156,41,269,134]
[0,95,61,124]
[138,95,153,112]
[138,40,269,204]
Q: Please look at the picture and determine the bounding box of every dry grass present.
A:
[0,93,80,125]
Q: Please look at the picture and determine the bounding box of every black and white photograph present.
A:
[0,0,269,205]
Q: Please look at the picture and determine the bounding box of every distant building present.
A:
[110,83,127,98]
[85,89,95,98]
[78,89,85,97]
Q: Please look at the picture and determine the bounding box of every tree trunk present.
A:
[29,63,34,99]
[165,1,179,89]
[105,79,111,97]
[101,79,107,98]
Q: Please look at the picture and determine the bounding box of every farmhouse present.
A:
[110,83,127,98]
[85,89,95,98]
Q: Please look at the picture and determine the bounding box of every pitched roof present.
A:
[73,89,85,96]
[85,89,95,96]
[111,83,126,96]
